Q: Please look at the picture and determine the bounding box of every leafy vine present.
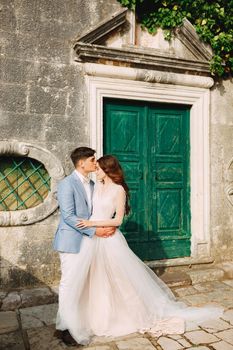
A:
[117,0,233,76]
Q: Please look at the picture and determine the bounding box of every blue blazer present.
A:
[53,171,96,253]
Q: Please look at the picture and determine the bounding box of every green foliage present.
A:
[117,0,233,76]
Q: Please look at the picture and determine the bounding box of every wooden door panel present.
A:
[155,163,183,182]
[156,114,182,156]
[106,109,140,160]
[104,99,190,260]
[149,108,190,258]
[157,189,181,231]
[104,101,147,244]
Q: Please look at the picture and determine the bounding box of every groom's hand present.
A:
[95,227,116,238]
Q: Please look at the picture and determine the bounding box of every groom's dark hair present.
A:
[70,147,96,167]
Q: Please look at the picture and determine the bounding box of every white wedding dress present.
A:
[57,182,223,345]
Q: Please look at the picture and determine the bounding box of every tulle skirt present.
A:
[56,230,223,345]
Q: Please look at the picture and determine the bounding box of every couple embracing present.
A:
[53,147,222,347]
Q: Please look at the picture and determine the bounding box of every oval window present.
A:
[0,157,51,211]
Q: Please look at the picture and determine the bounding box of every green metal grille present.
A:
[0,157,51,211]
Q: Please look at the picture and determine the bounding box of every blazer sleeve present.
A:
[57,179,96,238]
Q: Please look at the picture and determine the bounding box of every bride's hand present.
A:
[76,219,92,228]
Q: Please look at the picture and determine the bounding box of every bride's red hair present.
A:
[97,155,130,215]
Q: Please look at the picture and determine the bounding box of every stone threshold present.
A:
[146,256,214,268]
[157,261,233,289]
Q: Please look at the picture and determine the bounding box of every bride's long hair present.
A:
[97,155,130,215]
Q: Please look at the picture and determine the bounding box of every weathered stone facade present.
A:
[210,79,233,262]
[0,0,232,289]
[0,0,122,288]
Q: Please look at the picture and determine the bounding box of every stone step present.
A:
[0,287,58,312]
[186,267,225,284]
[150,260,233,286]
[217,262,233,279]
[153,264,231,287]
[159,271,192,288]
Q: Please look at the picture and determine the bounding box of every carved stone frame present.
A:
[84,62,214,265]
[226,158,233,206]
[0,141,65,226]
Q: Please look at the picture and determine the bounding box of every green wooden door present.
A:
[104,99,190,260]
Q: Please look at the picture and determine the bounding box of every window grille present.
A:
[0,157,51,211]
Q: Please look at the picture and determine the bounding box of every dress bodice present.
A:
[90,182,122,220]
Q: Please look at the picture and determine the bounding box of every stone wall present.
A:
[210,79,233,262]
[0,0,233,290]
[0,0,121,288]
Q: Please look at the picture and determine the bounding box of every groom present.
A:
[53,147,115,346]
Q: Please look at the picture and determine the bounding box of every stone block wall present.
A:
[210,79,233,262]
[0,0,121,289]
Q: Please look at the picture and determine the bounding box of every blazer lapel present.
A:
[90,180,95,214]
[71,171,89,208]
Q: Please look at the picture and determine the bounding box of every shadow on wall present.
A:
[213,75,233,96]
[0,253,60,291]
[124,222,168,278]
[0,222,171,294]
[0,257,59,311]
[0,220,61,291]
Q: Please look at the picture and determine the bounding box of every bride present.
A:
[65,155,223,345]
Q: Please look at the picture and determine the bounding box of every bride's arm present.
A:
[76,187,126,228]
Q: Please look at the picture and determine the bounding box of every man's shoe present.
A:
[54,329,80,347]
[54,330,63,340]
[62,330,78,346]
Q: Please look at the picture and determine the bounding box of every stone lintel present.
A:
[75,42,210,74]
[84,62,214,88]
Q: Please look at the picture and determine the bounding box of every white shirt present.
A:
[75,170,92,210]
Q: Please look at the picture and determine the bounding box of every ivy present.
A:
[117,0,233,76]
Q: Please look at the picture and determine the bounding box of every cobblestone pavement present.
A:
[1,279,233,350]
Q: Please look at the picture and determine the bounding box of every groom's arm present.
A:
[57,180,95,238]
